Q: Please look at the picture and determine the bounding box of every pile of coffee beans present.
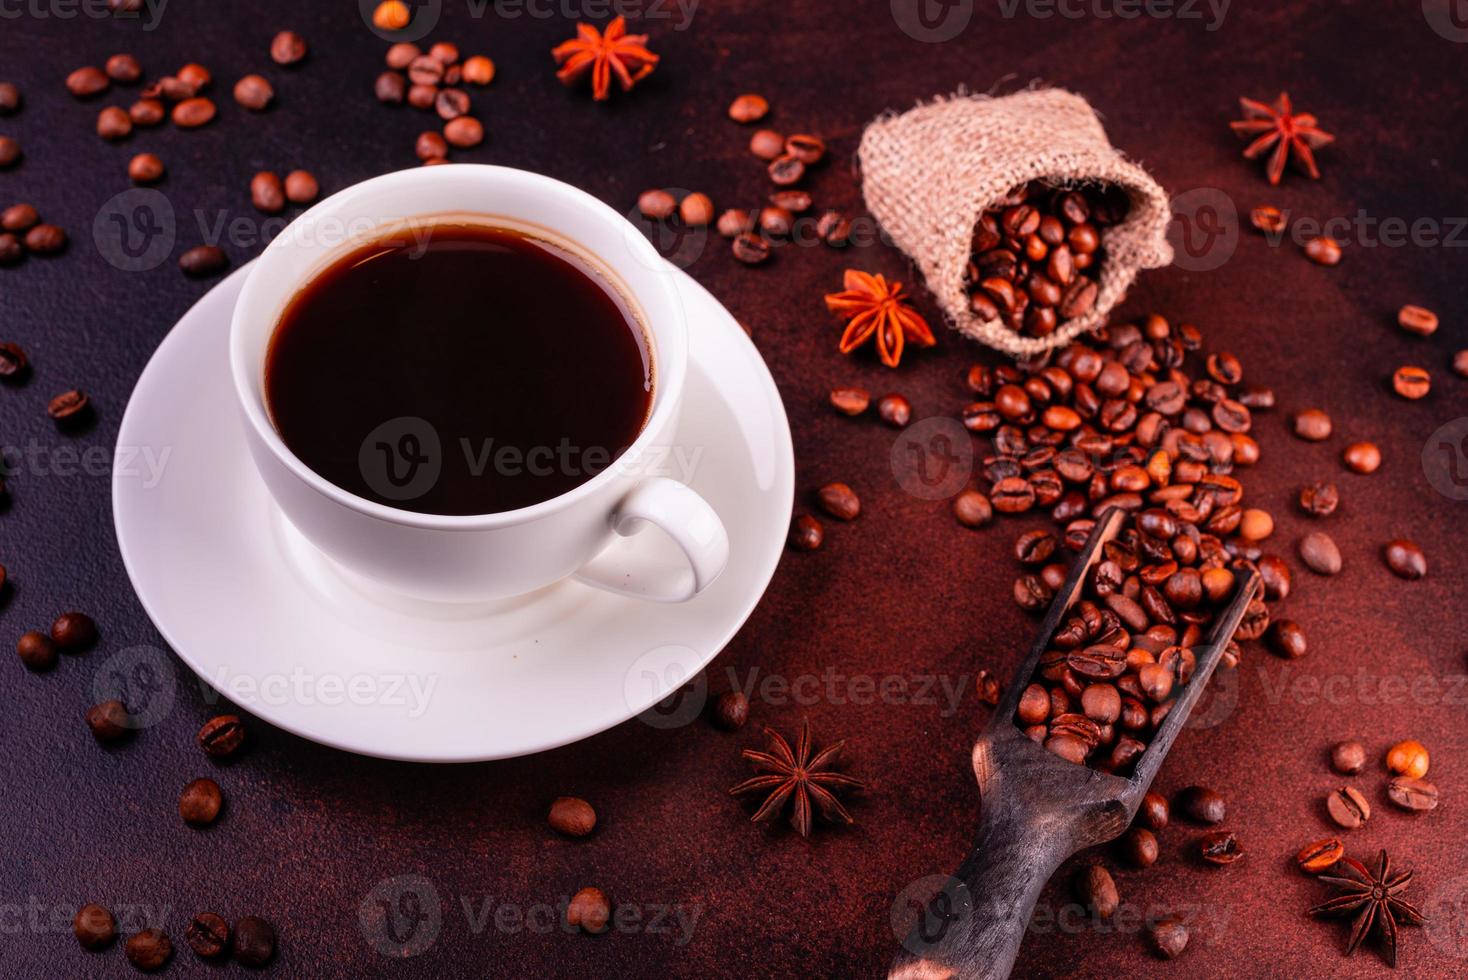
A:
[375,41,491,161]
[964,181,1131,337]
[0,201,65,266]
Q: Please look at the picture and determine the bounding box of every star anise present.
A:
[1309,849,1425,967]
[729,720,863,838]
[551,16,658,102]
[824,269,936,368]
[1229,92,1334,185]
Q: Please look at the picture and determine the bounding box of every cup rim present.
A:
[229,164,687,531]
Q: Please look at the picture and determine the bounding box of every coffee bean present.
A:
[787,514,822,552]
[1341,441,1380,474]
[767,155,805,186]
[271,30,308,66]
[86,700,131,741]
[17,630,56,670]
[749,128,784,160]
[953,490,993,528]
[250,171,285,213]
[567,888,611,933]
[125,928,172,971]
[232,916,276,966]
[731,232,770,265]
[233,74,274,110]
[67,66,110,97]
[1136,790,1169,831]
[127,152,164,184]
[129,98,165,126]
[877,394,911,428]
[817,482,860,521]
[1383,539,1426,580]
[784,134,825,165]
[185,912,229,958]
[680,192,714,227]
[172,97,216,128]
[1,203,35,233]
[284,170,319,205]
[1385,739,1429,778]
[462,55,495,85]
[1386,776,1439,812]
[1325,785,1370,828]
[1304,235,1341,265]
[179,245,228,277]
[1298,480,1339,517]
[727,93,768,123]
[829,387,869,416]
[1330,739,1365,774]
[197,714,245,757]
[1147,916,1189,959]
[548,796,597,837]
[1250,205,1285,233]
[375,70,406,104]
[179,777,223,826]
[73,903,116,950]
[1178,786,1225,824]
[1268,619,1307,658]
[1296,837,1343,874]
[713,691,748,730]
[1298,531,1341,575]
[25,223,66,254]
[105,53,142,83]
[1397,304,1438,336]
[435,87,470,120]
[1073,864,1118,919]
[0,82,19,114]
[1198,830,1244,866]
[1392,365,1430,399]
[1292,408,1332,441]
[415,130,447,161]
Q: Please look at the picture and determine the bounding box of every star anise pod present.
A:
[729,720,863,838]
[550,16,658,102]
[824,269,936,368]
[1229,92,1334,185]
[1309,849,1425,967]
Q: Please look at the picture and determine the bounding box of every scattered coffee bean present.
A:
[1331,740,1365,774]
[767,154,805,186]
[233,74,274,110]
[73,903,116,950]
[443,115,483,147]
[817,482,860,521]
[1292,408,1332,441]
[1342,441,1380,474]
[829,387,869,416]
[1299,480,1339,517]
[0,81,19,114]
[728,93,768,123]
[1268,619,1307,659]
[1304,235,1341,265]
[271,30,308,66]
[679,192,714,227]
[1136,791,1169,831]
[1325,785,1370,828]
[105,53,142,83]
[713,691,748,730]
[66,65,110,98]
[953,490,992,529]
[877,394,911,428]
[1391,365,1430,399]
[1148,916,1190,959]
[375,70,406,104]
[462,55,495,85]
[1178,786,1225,824]
[172,96,216,128]
[1386,776,1439,812]
[749,128,784,160]
[1397,304,1438,336]
[17,631,56,670]
[25,223,66,254]
[251,171,286,213]
[197,714,245,757]
[1073,864,1118,918]
[1383,539,1426,580]
[284,170,319,205]
[232,916,276,967]
[1298,531,1341,575]
[1386,739,1429,778]
[179,244,228,277]
[129,98,165,126]
[185,912,229,958]
[567,887,611,933]
[179,777,223,826]
[1198,830,1243,866]
[732,232,770,265]
[86,700,131,741]
[1297,837,1343,874]
[125,928,172,971]
[127,152,164,184]
[787,514,822,552]
[548,796,597,837]
[0,136,20,169]
[1120,827,1158,867]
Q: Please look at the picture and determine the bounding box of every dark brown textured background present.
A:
[3,1,1466,976]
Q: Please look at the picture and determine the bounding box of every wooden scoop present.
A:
[889,507,1260,980]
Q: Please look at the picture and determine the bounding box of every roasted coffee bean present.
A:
[767,154,805,186]
[1392,365,1430,400]
[816,210,851,247]
[1120,826,1158,867]
[233,73,273,110]
[1268,619,1307,659]
[1137,791,1169,831]
[172,97,216,128]
[784,134,825,165]
[232,916,276,966]
[1325,786,1370,828]
[1292,408,1332,441]
[0,136,20,169]
[1386,776,1439,812]
[787,515,822,552]
[680,192,715,227]
[1383,539,1426,580]
[727,93,768,123]
[129,98,165,125]
[435,87,470,120]
[1296,837,1344,874]
[731,232,770,265]
[125,929,172,971]
[74,903,116,950]
[1298,480,1339,517]
[1342,441,1380,474]
[179,244,228,277]
[25,224,67,254]
[1179,786,1225,824]
[817,482,860,521]
[185,912,229,958]
[1397,304,1438,336]
[567,888,611,933]
[127,152,164,184]
[1148,916,1189,959]
[1073,865,1118,919]
[251,171,286,213]
[443,115,484,148]
[1199,830,1243,866]
[1299,531,1341,575]
[548,796,597,837]
[179,777,223,826]
[271,30,308,65]
[1331,739,1366,774]
[713,691,749,730]
[1386,739,1430,778]
[67,65,110,97]
[1014,574,1052,612]
[86,700,131,741]
[197,714,245,757]
[953,490,992,528]
[877,394,911,428]
[1304,235,1341,265]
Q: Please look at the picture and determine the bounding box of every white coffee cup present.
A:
[229,164,729,603]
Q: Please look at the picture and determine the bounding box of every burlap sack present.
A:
[859,88,1173,358]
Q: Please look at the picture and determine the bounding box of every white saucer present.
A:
[113,262,793,762]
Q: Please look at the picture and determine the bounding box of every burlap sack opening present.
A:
[859,88,1173,358]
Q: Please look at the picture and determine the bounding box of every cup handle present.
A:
[572,477,730,602]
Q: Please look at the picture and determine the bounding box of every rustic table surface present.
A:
[3,1,1466,976]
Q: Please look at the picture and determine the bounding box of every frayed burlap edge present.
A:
[858,87,1173,358]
